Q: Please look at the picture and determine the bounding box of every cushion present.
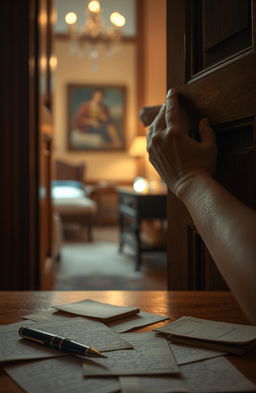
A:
[53,197,97,215]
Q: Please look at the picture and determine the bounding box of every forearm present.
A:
[178,172,256,324]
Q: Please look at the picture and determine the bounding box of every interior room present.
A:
[1,1,256,391]
[50,0,168,290]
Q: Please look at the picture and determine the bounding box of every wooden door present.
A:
[167,0,256,290]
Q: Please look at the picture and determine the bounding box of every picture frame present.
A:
[67,84,126,151]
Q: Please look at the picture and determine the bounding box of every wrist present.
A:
[175,170,214,201]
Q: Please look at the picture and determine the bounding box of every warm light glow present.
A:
[49,55,58,71]
[110,12,126,27]
[129,136,147,157]
[133,177,149,193]
[65,12,77,25]
[88,0,101,13]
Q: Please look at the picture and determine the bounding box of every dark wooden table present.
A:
[117,187,167,270]
[0,291,256,392]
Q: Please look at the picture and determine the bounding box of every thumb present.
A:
[199,118,216,145]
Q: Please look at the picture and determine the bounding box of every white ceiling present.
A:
[54,0,137,36]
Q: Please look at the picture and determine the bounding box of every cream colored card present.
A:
[5,356,120,393]
[107,311,169,332]
[155,316,256,344]
[169,341,225,365]
[0,317,132,362]
[83,332,179,377]
[54,299,140,322]
[119,375,189,393]
[23,308,74,322]
[119,356,256,393]
[0,324,64,362]
[23,317,133,352]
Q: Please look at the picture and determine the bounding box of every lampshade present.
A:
[129,136,147,157]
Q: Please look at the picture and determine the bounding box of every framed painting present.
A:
[67,84,126,151]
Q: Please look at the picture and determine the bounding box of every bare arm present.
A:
[146,89,256,324]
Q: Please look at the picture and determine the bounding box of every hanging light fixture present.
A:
[65,0,126,60]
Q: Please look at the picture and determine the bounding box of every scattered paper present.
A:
[107,311,169,333]
[83,332,179,377]
[23,309,74,322]
[119,375,189,393]
[119,356,256,393]
[0,324,64,362]
[22,317,133,352]
[155,316,256,344]
[54,299,140,322]
[5,356,120,393]
[169,341,225,365]
[0,317,132,362]
[181,356,256,392]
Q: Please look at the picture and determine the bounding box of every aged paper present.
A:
[23,308,75,322]
[119,356,256,393]
[54,299,140,322]
[24,317,133,352]
[0,317,132,362]
[169,341,225,365]
[83,332,179,376]
[0,324,64,362]
[5,356,120,393]
[119,376,189,393]
[107,311,169,332]
[155,316,256,344]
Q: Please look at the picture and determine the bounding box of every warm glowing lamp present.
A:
[133,177,149,193]
[65,12,77,25]
[110,12,126,27]
[129,136,147,178]
[88,0,101,14]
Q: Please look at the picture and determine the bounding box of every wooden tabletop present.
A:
[0,291,256,392]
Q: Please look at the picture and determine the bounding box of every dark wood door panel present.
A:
[167,0,256,290]
[187,0,252,76]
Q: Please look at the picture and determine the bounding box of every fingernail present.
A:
[167,88,175,98]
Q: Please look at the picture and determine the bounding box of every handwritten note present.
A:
[107,311,169,333]
[120,375,189,393]
[83,332,179,377]
[24,317,133,352]
[5,356,120,393]
[0,317,132,362]
[169,341,225,365]
[23,309,74,322]
[119,356,256,393]
[54,299,140,322]
[0,324,64,362]
[155,316,256,344]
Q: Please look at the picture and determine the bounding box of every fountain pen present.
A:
[19,326,107,358]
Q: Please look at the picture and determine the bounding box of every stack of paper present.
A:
[155,316,256,354]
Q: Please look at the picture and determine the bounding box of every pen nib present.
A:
[87,347,108,358]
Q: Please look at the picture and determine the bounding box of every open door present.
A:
[167,0,256,289]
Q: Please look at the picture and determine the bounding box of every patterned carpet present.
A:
[54,227,167,290]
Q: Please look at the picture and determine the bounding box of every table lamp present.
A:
[129,136,147,178]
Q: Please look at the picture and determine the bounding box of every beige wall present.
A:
[53,40,137,182]
[143,0,167,179]
[53,0,166,182]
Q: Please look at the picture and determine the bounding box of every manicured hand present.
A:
[147,89,217,197]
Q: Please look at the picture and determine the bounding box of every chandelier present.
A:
[65,0,126,60]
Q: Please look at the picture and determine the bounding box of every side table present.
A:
[117,187,167,270]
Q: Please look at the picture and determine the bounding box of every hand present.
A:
[147,89,217,198]
[139,105,162,127]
